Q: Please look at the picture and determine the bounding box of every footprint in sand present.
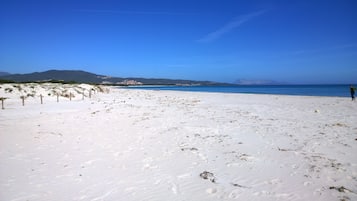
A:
[206,188,217,194]
[169,182,180,195]
[303,181,312,186]
[177,173,191,179]
[253,191,268,196]
[142,157,159,170]
[228,189,242,198]
[142,163,158,170]
[226,162,241,167]
[154,179,161,185]
[265,178,282,185]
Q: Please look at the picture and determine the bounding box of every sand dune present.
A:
[1,84,356,201]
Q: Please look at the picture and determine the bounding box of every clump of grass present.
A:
[74,88,81,94]
[329,186,355,193]
[27,93,35,98]
[97,86,105,93]
[93,85,109,93]
[51,90,58,96]
[5,88,13,93]
[13,85,22,91]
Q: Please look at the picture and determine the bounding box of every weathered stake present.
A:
[0,98,5,109]
[40,94,43,104]
[21,96,25,106]
[70,92,72,101]
[57,94,59,102]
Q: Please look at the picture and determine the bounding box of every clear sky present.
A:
[1,0,356,84]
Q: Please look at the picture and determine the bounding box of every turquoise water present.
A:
[126,85,354,97]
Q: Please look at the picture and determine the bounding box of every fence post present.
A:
[0,98,5,109]
[21,96,25,106]
[40,94,43,104]
[57,94,59,102]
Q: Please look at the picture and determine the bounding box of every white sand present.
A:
[1,83,356,201]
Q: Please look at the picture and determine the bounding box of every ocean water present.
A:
[126,85,354,97]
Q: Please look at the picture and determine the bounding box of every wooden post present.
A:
[0,98,5,110]
[89,89,92,99]
[21,96,25,106]
[57,94,59,102]
[40,94,43,104]
[69,92,72,101]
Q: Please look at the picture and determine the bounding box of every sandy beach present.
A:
[0,83,356,201]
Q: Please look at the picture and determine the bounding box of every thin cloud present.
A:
[197,10,268,43]
[75,9,195,15]
[291,43,357,55]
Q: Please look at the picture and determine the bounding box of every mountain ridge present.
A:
[0,70,232,86]
[0,71,11,76]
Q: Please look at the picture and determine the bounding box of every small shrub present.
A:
[5,88,13,93]
[13,85,22,91]
[0,79,14,83]
[97,86,104,93]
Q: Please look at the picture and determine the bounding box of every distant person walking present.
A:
[350,85,356,101]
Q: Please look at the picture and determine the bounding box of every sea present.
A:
[126,84,354,98]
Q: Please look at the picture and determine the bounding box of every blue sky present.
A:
[0,0,356,84]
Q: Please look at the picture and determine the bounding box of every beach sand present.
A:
[1,83,356,201]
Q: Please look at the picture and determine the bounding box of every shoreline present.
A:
[1,84,356,201]
[123,84,352,98]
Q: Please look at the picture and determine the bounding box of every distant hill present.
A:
[0,70,230,86]
[234,79,284,85]
[0,70,104,83]
[0,71,11,76]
